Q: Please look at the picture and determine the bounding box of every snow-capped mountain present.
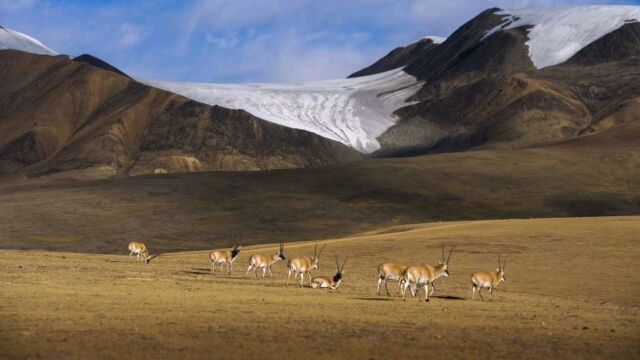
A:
[142,6,640,154]
[483,6,640,69]
[141,69,422,153]
[0,26,56,56]
[1,5,639,177]
[372,5,640,156]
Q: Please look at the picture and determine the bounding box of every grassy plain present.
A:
[1,216,638,359]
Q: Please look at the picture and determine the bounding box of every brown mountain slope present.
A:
[0,50,362,177]
[0,121,637,253]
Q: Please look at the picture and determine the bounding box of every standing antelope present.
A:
[311,256,348,289]
[245,242,286,279]
[210,237,242,275]
[471,255,506,301]
[128,242,151,264]
[402,245,455,302]
[377,263,407,297]
[286,243,326,287]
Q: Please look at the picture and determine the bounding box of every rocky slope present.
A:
[0,50,361,178]
[347,36,443,78]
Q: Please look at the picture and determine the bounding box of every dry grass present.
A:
[1,216,639,359]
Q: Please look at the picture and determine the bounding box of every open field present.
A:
[1,216,639,359]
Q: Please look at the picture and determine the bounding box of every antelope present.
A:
[376,263,407,296]
[286,243,326,287]
[245,242,286,279]
[471,255,506,301]
[210,237,242,275]
[128,242,151,264]
[402,245,455,302]
[311,256,348,289]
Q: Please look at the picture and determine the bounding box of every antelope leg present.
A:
[424,283,430,302]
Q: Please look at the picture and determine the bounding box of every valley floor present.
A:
[1,216,639,359]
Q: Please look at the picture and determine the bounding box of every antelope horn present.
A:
[318,244,326,258]
[441,244,445,262]
[447,245,455,264]
[502,256,507,270]
[335,255,340,270]
[314,243,318,257]
[498,255,501,269]
[341,256,348,272]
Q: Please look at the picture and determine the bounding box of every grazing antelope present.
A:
[471,255,506,301]
[210,237,242,275]
[245,242,286,279]
[128,242,151,264]
[311,256,347,289]
[402,245,455,302]
[376,263,407,296]
[286,243,326,287]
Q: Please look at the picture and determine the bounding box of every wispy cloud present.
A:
[117,24,146,49]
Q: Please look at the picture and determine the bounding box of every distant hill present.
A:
[1,120,637,253]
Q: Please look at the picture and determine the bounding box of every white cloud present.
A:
[118,24,145,48]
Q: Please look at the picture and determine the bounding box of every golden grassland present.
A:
[1,216,639,359]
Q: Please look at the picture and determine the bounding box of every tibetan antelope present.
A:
[286,243,326,287]
[402,245,455,302]
[377,263,407,297]
[471,255,506,301]
[128,242,151,264]
[210,237,242,275]
[245,242,286,279]
[311,256,348,289]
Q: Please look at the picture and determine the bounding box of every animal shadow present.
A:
[432,295,466,301]
[183,268,211,275]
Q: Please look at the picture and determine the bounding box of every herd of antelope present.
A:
[127,240,507,301]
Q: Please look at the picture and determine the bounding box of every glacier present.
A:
[140,69,423,153]
[0,26,57,56]
[484,6,640,69]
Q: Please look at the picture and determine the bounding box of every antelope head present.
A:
[497,255,506,283]
[145,253,160,264]
[333,255,348,284]
[231,233,243,259]
[437,244,455,277]
[277,242,286,261]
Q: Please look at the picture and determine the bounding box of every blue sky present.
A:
[1,0,638,83]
